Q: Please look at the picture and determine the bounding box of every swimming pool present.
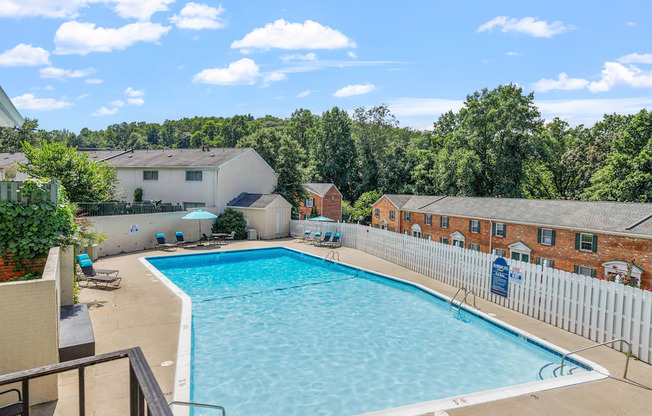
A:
[143,247,606,415]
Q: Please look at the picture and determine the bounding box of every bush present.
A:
[212,208,246,239]
[133,187,143,203]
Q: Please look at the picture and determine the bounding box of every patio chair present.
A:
[155,234,177,251]
[303,230,312,243]
[76,254,118,275]
[175,231,193,247]
[224,231,236,242]
[326,233,341,248]
[311,232,322,245]
[78,259,122,289]
[315,232,332,247]
[0,389,22,416]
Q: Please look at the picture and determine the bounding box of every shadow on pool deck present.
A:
[51,238,652,416]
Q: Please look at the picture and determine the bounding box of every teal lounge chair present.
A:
[78,259,122,289]
[303,230,312,243]
[316,232,332,247]
[175,231,193,246]
[155,234,177,251]
[326,233,341,247]
[76,254,118,275]
[311,232,322,245]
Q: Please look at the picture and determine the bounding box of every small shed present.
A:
[227,193,292,239]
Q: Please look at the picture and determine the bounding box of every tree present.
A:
[347,190,382,225]
[212,208,246,239]
[17,141,118,203]
[584,110,652,202]
[273,136,310,218]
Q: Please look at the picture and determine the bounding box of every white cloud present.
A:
[348,51,357,59]
[43,85,54,91]
[0,44,51,67]
[124,87,145,97]
[231,19,356,53]
[532,72,589,93]
[170,2,226,30]
[297,89,312,98]
[505,51,521,56]
[537,97,652,125]
[127,98,144,105]
[477,16,572,38]
[85,78,103,84]
[333,83,375,97]
[193,58,261,85]
[263,72,286,83]
[110,0,174,20]
[0,0,90,18]
[110,99,125,107]
[77,93,89,99]
[588,62,652,92]
[54,21,171,55]
[626,22,636,27]
[617,53,652,64]
[11,93,73,110]
[280,52,317,62]
[91,106,118,116]
[40,66,95,80]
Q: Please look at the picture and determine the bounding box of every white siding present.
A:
[216,150,277,213]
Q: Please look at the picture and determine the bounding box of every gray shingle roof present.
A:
[383,194,416,210]
[0,148,252,169]
[399,195,652,237]
[303,183,335,196]
[227,193,282,208]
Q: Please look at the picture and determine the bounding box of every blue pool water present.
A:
[147,248,584,416]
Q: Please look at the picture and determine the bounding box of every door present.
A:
[276,211,281,234]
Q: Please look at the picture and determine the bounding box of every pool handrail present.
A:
[449,286,477,311]
[169,401,226,414]
[560,338,631,378]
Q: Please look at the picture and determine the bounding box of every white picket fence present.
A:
[291,220,652,364]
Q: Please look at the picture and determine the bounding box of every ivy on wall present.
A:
[0,181,78,279]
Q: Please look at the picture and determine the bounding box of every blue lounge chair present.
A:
[316,232,332,247]
[311,232,321,245]
[301,230,311,243]
[78,259,122,289]
[155,233,177,251]
[76,254,118,275]
[175,231,192,246]
[326,233,341,247]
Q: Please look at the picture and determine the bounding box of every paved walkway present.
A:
[69,239,651,415]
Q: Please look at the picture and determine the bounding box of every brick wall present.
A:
[321,186,342,221]
[397,211,652,289]
[299,193,322,220]
[0,253,46,280]
[371,196,401,231]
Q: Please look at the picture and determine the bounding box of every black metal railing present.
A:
[76,202,184,217]
[0,347,173,416]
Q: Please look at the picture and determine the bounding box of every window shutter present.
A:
[460,242,465,249]
[503,224,507,238]
[592,235,598,253]
[575,233,580,250]
[549,260,554,268]
[551,230,556,246]
[492,223,496,236]
[440,217,443,227]
[469,221,472,232]
[537,229,542,244]
[478,222,481,233]
[536,257,541,265]
[590,269,596,278]
[573,265,579,274]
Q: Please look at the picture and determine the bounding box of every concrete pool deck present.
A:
[68,239,652,415]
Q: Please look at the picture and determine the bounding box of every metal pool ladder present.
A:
[449,287,476,312]
[561,338,632,378]
[169,401,226,414]
[324,250,340,261]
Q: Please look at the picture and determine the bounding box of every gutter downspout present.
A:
[213,167,219,210]
[489,219,493,255]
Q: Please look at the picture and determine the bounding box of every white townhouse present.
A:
[0,147,278,212]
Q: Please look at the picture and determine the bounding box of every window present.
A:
[469,243,480,251]
[404,211,411,222]
[305,198,314,207]
[388,227,395,232]
[424,214,432,225]
[537,257,554,268]
[538,228,556,246]
[143,170,158,180]
[440,216,449,228]
[577,233,597,252]
[602,261,643,286]
[404,230,410,236]
[440,237,449,244]
[413,231,421,238]
[183,202,205,209]
[493,248,506,257]
[452,239,465,248]
[576,265,595,277]
[493,223,506,238]
[185,170,203,181]
[469,220,480,233]
[389,210,396,220]
[374,208,380,217]
[303,214,309,220]
[511,252,530,263]
[424,234,431,240]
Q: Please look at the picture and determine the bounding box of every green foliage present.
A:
[211,208,246,239]
[348,190,382,225]
[18,141,118,203]
[133,187,143,203]
[310,205,319,218]
[0,181,78,278]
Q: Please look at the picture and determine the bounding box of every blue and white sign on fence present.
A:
[491,257,510,297]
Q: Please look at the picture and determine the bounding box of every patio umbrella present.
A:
[308,216,334,222]
[181,209,218,240]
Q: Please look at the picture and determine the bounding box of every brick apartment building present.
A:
[372,194,652,289]
[299,183,343,221]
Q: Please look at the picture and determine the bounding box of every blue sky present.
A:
[1,0,651,132]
